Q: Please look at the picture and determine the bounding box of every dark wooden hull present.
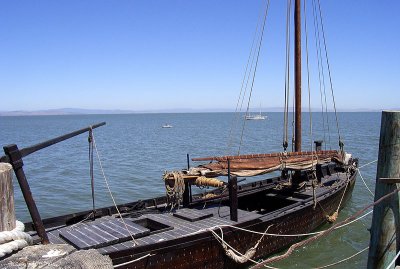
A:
[22,162,357,269]
[108,171,356,269]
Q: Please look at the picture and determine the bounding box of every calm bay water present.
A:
[0,112,380,268]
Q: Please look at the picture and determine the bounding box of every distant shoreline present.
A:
[0,108,389,116]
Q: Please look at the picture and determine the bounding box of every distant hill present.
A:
[0,107,392,116]
[0,108,136,116]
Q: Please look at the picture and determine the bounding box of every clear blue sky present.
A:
[0,1,398,112]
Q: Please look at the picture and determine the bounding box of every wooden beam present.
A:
[379,178,400,184]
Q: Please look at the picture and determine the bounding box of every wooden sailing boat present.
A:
[0,1,358,269]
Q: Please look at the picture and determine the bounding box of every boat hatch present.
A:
[58,219,151,250]
[132,217,174,234]
[238,191,305,215]
[173,208,213,222]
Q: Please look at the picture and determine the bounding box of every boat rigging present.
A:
[0,1,358,268]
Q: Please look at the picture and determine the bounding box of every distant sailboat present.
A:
[245,112,266,120]
[245,104,267,120]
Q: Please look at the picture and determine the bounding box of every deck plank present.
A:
[58,219,150,249]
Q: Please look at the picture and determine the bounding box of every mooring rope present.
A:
[207,222,369,269]
[91,132,139,246]
[326,173,350,223]
[189,209,371,240]
[312,246,369,269]
[357,168,375,197]
[384,248,400,269]
[0,220,32,258]
[113,253,154,268]
[251,187,400,268]
[358,159,378,169]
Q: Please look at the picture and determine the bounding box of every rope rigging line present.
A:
[316,0,343,150]
[283,0,292,151]
[226,1,266,156]
[91,132,139,246]
[88,127,96,219]
[238,0,271,155]
[303,0,315,157]
[310,0,328,150]
[312,0,332,150]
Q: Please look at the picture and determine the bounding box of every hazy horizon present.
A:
[0,107,394,117]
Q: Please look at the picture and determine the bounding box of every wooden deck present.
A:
[42,172,347,255]
[44,207,262,255]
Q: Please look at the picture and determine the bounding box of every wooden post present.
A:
[368,111,400,269]
[0,163,16,231]
[227,159,238,221]
[183,154,191,207]
[3,144,49,244]
[228,175,238,222]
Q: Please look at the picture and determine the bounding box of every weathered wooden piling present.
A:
[0,163,16,231]
[368,111,400,269]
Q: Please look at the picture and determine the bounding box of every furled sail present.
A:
[190,150,343,177]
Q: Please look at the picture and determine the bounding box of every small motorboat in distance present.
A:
[162,124,173,128]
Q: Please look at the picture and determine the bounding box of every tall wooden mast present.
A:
[294,0,302,152]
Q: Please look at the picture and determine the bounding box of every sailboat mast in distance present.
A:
[294,0,302,152]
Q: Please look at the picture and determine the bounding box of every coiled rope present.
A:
[163,171,185,209]
[0,220,33,258]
